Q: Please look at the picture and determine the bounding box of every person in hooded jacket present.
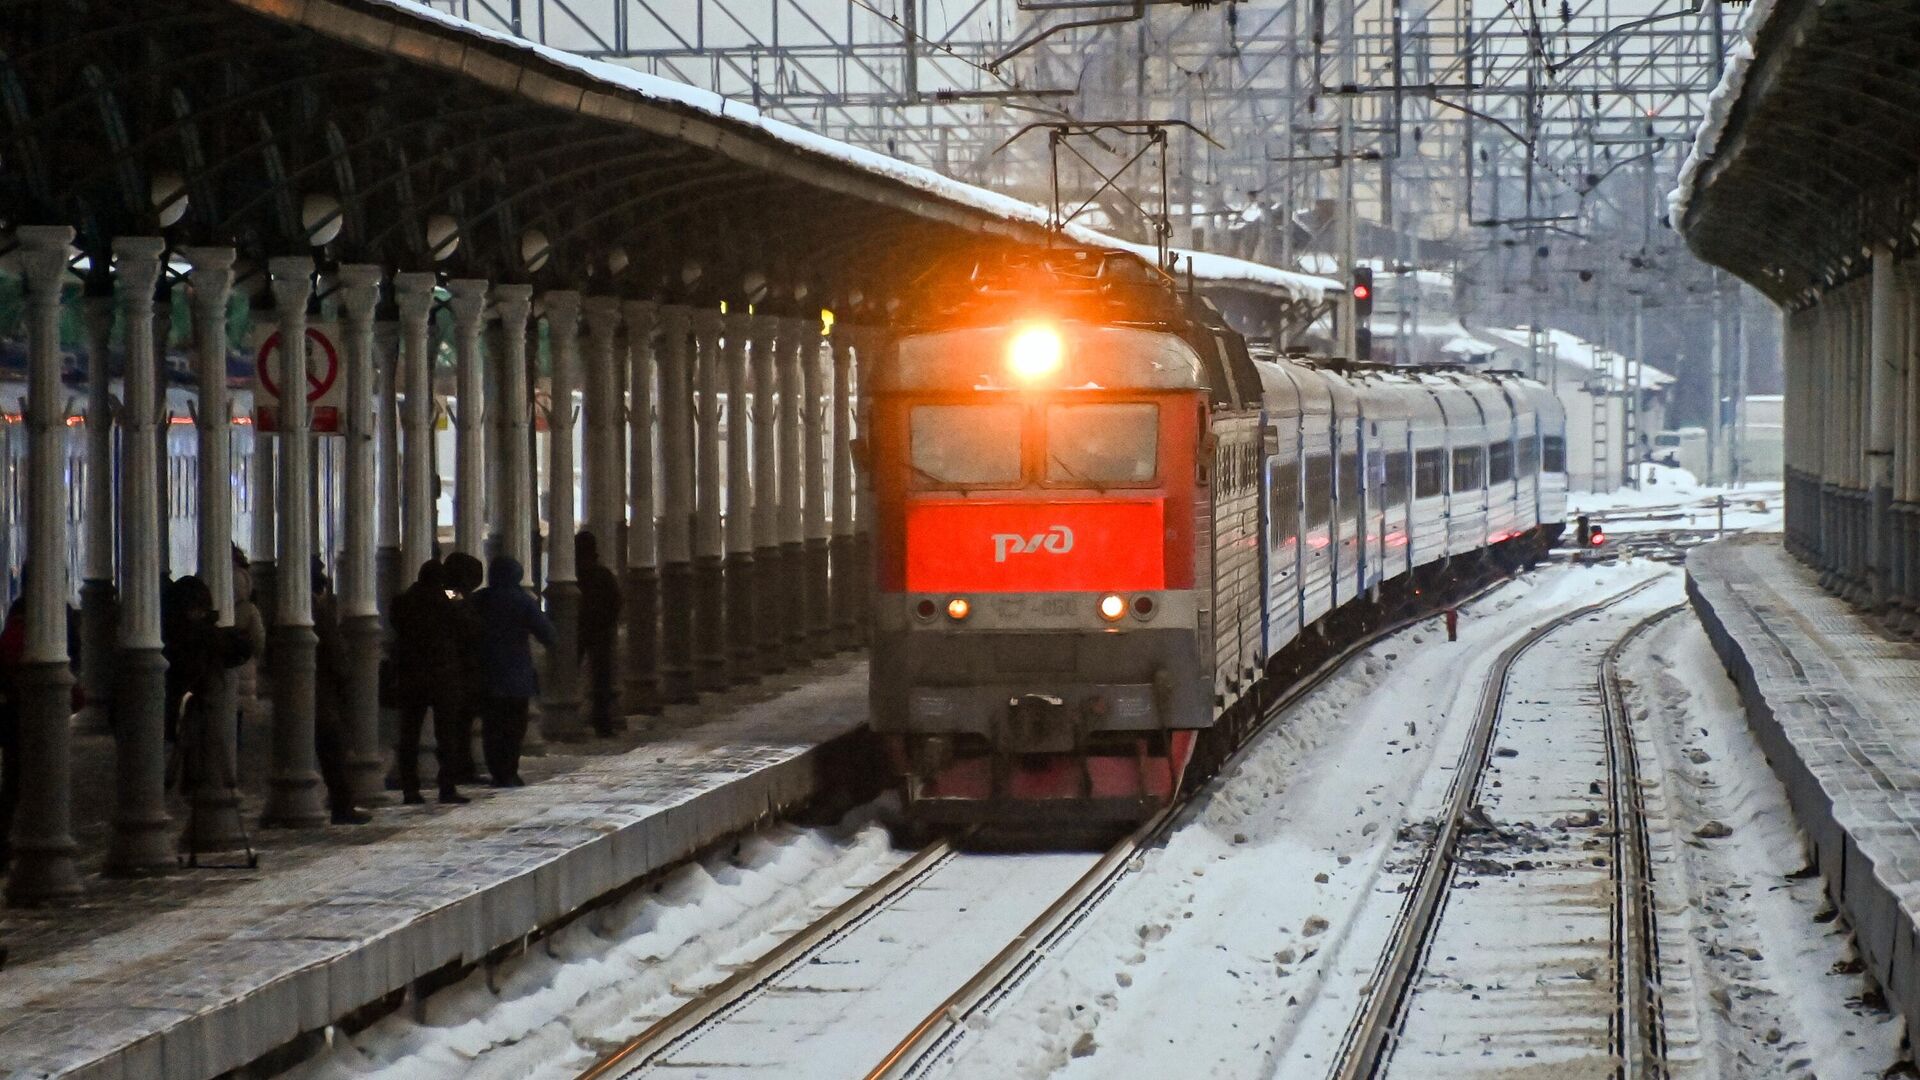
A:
[388,560,468,804]
[474,555,555,786]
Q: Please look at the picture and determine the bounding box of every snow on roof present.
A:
[354,0,1336,303]
[1370,317,1505,360]
[1479,326,1676,389]
[1667,1,1775,229]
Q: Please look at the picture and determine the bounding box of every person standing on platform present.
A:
[313,560,371,824]
[475,555,554,787]
[442,552,486,784]
[230,546,266,730]
[575,532,623,737]
[0,586,24,873]
[389,560,468,805]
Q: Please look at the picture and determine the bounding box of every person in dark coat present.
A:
[0,590,23,874]
[312,559,371,824]
[474,555,555,787]
[388,560,468,804]
[442,552,486,784]
[160,575,252,790]
[575,532,624,737]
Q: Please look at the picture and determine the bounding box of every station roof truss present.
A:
[0,0,1331,316]
[1673,0,1920,306]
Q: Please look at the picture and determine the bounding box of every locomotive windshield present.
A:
[909,403,1023,487]
[907,400,1161,489]
[1045,403,1158,485]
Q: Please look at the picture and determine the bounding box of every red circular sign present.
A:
[256,328,339,403]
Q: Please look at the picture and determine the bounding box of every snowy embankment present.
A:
[1571,463,1783,535]
[281,817,906,1080]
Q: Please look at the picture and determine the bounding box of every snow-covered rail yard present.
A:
[280,559,1904,1080]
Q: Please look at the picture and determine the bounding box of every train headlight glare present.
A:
[1098,594,1127,622]
[1007,324,1064,381]
[946,597,971,621]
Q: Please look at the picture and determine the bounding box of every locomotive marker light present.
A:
[1007,323,1065,382]
[1098,593,1128,622]
[946,597,972,621]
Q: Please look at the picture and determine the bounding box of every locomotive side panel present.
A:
[1210,413,1264,714]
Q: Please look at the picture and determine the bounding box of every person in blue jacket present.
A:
[474,555,556,786]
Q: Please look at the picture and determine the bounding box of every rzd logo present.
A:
[992,525,1075,563]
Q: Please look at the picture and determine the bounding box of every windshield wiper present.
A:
[1049,452,1109,494]
[911,462,970,495]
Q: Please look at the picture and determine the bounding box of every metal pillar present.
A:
[182,247,248,851]
[7,225,83,903]
[77,287,116,734]
[852,326,880,646]
[1870,249,1899,609]
[750,315,785,672]
[620,300,662,711]
[374,314,403,620]
[494,286,536,586]
[394,273,438,577]
[800,316,832,656]
[829,324,858,650]
[337,265,387,804]
[261,255,328,828]
[484,318,508,561]
[448,278,489,560]
[583,296,625,551]
[540,290,587,742]
[251,424,276,636]
[657,305,697,703]
[690,308,729,690]
[776,317,808,663]
[106,236,174,872]
[722,311,757,676]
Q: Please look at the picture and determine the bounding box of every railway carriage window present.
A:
[1518,436,1537,477]
[1452,446,1485,491]
[1045,403,1158,486]
[1339,451,1360,517]
[1489,441,1514,484]
[1385,450,1411,506]
[1305,455,1333,529]
[1542,435,1567,473]
[1415,448,1446,498]
[910,404,1024,487]
[1270,460,1300,548]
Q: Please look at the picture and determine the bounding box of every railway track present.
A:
[1324,578,1681,1079]
[576,576,1522,1080]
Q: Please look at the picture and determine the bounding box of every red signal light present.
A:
[1589,529,1606,547]
[1352,284,1372,301]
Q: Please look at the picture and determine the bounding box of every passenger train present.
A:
[868,248,1567,832]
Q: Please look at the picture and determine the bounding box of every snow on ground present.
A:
[281,814,906,1080]
[1618,613,1903,1079]
[1570,463,1783,535]
[933,561,1667,1080]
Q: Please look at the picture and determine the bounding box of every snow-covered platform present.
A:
[0,661,872,1080]
[1687,537,1920,1029]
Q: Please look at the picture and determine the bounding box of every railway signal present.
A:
[1352,267,1374,362]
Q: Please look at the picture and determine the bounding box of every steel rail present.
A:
[865,572,1527,1080]
[1602,603,1685,1079]
[1327,573,1665,1080]
[575,839,959,1080]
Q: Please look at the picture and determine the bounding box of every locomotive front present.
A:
[870,293,1214,830]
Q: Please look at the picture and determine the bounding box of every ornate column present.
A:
[690,307,729,690]
[76,284,117,733]
[374,311,403,620]
[722,311,757,676]
[337,265,387,804]
[621,301,662,711]
[483,319,508,560]
[181,247,247,852]
[829,323,858,650]
[448,278,489,559]
[494,286,536,583]
[151,286,173,583]
[6,225,83,903]
[656,305,697,703]
[801,317,832,655]
[394,272,438,577]
[584,296,625,551]
[258,256,327,828]
[776,317,808,663]
[852,326,881,645]
[105,237,174,871]
[749,315,785,672]
[540,290,587,741]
